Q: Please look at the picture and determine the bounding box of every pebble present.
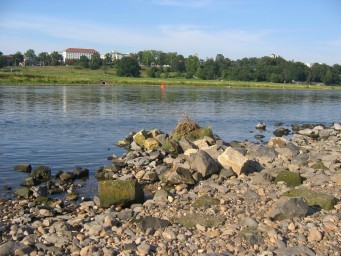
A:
[308,227,323,242]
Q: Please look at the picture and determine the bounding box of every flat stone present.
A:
[267,197,309,220]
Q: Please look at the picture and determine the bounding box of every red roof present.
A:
[65,48,97,53]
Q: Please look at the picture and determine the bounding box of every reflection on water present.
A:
[0,85,340,194]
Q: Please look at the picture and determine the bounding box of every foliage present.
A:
[89,52,102,70]
[116,57,140,77]
[171,115,213,141]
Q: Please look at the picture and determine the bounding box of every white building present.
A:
[101,50,130,60]
[62,48,98,61]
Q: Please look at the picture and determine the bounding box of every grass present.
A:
[0,66,340,90]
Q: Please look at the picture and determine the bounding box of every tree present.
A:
[172,54,186,73]
[24,49,36,60]
[89,52,102,70]
[185,55,200,78]
[116,56,140,77]
[50,51,63,66]
[78,56,89,68]
[13,52,24,66]
[37,52,51,66]
[0,52,5,68]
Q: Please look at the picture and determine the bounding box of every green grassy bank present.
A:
[1,66,340,90]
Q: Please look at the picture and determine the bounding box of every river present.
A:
[1,85,340,197]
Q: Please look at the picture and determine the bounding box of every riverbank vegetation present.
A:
[1,49,340,88]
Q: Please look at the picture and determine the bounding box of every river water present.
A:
[1,85,340,197]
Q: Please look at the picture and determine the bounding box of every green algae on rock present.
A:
[282,188,338,210]
[275,170,303,187]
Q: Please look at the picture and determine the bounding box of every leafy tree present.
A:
[13,52,24,66]
[24,49,36,60]
[116,56,140,77]
[89,52,102,70]
[201,58,216,80]
[0,53,5,68]
[37,52,51,66]
[172,54,186,73]
[185,55,200,78]
[78,56,89,68]
[103,53,113,66]
[50,51,63,66]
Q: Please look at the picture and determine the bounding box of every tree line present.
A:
[1,49,340,85]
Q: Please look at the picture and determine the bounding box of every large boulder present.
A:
[161,166,195,185]
[31,165,51,183]
[143,138,160,151]
[282,188,338,210]
[98,180,144,208]
[274,170,303,187]
[218,147,252,175]
[267,197,309,220]
[133,129,148,147]
[192,150,220,178]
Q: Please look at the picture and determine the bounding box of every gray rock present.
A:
[274,245,315,256]
[72,167,89,179]
[193,150,221,178]
[178,137,198,151]
[249,146,278,164]
[219,168,236,179]
[267,197,309,220]
[161,166,195,185]
[13,187,31,199]
[153,189,170,202]
[138,216,171,232]
[142,170,159,181]
[30,185,48,197]
[137,242,151,255]
[0,241,20,256]
[291,153,309,167]
[242,217,258,228]
[176,213,225,228]
[20,176,40,186]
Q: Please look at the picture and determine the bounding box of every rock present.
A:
[267,137,287,148]
[333,122,341,130]
[273,128,290,137]
[298,128,317,137]
[175,213,225,228]
[255,122,266,130]
[219,168,236,179]
[242,217,258,228]
[308,226,323,242]
[191,194,220,208]
[274,170,303,187]
[98,180,144,208]
[162,229,177,240]
[161,166,195,185]
[143,138,160,150]
[137,242,151,255]
[14,163,32,173]
[330,173,341,185]
[178,137,198,152]
[193,150,220,178]
[274,245,315,256]
[267,197,309,220]
[138,216,171,232]
[218,147,253,175]
[153,190,170,202]
[30,185,48,197]
[282,188,338,210]
[0,241,20,256]
[20,176,40,186]
[72,167,89,179]
[249,146,278,164]
[133,129,148,147]
[193,139,210,150]
[94,165,119,180]
[31,165,51,183]
[142,170,159,182]
[66,193,79,201]
[13,187,31,199]
[239,227,263,246]
[291,153,309,167]
[311,161,328,170]
[59,172,75,181]
[161,138,182,155]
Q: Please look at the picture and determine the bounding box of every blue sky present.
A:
[0,0,340,65]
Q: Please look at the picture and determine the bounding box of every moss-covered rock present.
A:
[311,161,328,170]
[13,187,31,199]
[133,129,148,147]
[282,188,338,210]
[98,180,144,208]
[175,213,225,228]
[191,194,220,208]
[275,170,303,187]
[171,116,213,141]
[161,138,181,155]
[143,138,160,151]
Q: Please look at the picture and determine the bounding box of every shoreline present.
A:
[0,122,340,255]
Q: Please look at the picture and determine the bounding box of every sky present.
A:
[0,0,340,65]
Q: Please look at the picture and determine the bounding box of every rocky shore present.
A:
[0,120,340,256]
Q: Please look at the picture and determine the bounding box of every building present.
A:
[62,48,98,61]
[101,50,129,60]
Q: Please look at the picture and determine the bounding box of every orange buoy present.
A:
[161,83,165,89]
